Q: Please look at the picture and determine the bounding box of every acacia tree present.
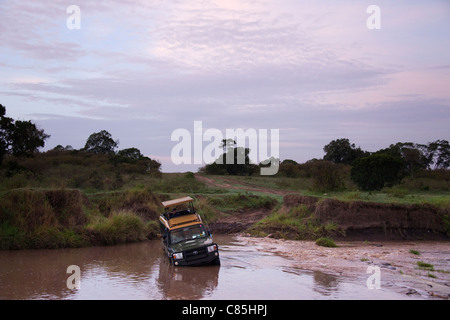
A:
[84,130,118,155]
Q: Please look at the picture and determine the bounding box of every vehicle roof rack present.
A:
[162,196,194,208]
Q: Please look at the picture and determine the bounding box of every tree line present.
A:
[280,138,450,191]
[0,104,161,176]
[201,136,449,192]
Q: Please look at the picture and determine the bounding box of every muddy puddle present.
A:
[0,235,442,300]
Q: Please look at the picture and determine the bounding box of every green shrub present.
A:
[308,160,345,192]
[315,237,337,248]
[351,154,404,191]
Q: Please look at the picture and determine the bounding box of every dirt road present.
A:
[195,174,289,195]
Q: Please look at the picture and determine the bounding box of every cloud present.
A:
[1,0,449,172]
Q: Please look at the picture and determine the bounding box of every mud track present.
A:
[196,174,282,233]
[195,174,288,195]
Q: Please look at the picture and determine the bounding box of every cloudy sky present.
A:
[1,0,449,172]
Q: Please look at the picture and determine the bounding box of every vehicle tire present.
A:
[212,257,221,266]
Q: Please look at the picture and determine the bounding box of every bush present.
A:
[315,237,337,248]
[308,160,345,192]
[351,154,404,191]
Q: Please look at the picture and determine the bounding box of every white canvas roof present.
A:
[162,196,194,208]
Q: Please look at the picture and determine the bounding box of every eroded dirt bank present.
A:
[239,236,450,300]
[283,194,449,240]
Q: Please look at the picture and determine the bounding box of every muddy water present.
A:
[0,235,417,300]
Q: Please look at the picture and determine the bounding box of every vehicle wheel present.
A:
[212,257,221,266]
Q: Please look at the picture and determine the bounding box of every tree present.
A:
[224,147,257,176]
[376,142,429,178]
[84,130,118,155]
[219,138,236,154]
[111,147,144,165]
[1,104,49,162]
[117,147,144,161]
[201,146,258,176]
[0,104,14,163]
[426,140,450,169]
[145,157,162,177]
[278,159,300,177]
[9,120,50,157]
[351,154,404,191]
[323,138,368,165]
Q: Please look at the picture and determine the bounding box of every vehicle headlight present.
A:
[207,245,217,253]
[173,252,183,260]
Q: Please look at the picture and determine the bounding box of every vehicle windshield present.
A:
[170,225,207,244]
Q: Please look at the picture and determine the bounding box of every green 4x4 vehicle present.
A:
[159,196,220,266]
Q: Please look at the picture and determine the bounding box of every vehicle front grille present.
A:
[184,247,208,262]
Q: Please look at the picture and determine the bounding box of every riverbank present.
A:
[1,173,449,250]
[0,188,162,249]
[211,194,450,241]
[239,235,450,300]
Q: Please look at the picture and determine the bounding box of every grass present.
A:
[0,180,281,249]
[87,210,148,245]
[409,249,421,255]
[0,188,163,249]
[249,204,344,240]
[417,261,435,271]
[200,174,450,208]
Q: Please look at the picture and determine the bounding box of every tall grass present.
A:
[87,210,148,245]
[0,188,161,249]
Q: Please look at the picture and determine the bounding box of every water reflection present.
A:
[157,258,220,300]
[0,241,163,300]
[312,271,340,296]
[0,239,222,300]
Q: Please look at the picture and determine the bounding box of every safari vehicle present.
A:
[159,196,220,266]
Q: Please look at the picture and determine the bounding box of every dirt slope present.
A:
[283,194,449,240]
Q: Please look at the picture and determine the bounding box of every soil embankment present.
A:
[210,208,273,234]
[282,194,449,240]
